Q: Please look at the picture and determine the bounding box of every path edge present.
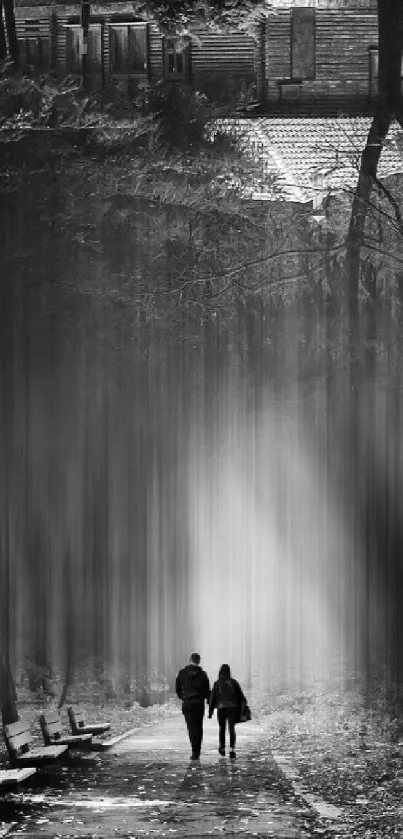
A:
[272,752,344,823]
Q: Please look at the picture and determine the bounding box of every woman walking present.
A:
[208,664,247,758]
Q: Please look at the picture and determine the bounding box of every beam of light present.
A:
[183,382,372,701]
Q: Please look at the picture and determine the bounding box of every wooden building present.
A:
[14,0,380,111]
[265,0,379,110]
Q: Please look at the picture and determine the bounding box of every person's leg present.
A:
[217,709,226,753]
[182,705,192,746]
[183,704,199,756]
[194,703,205,757]
[228,710,237,751]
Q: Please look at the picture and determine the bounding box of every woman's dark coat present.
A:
[208,677,246,717]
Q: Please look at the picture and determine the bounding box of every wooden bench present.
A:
[0,767,36,789]
[40,711,93,749]
[4,720,68,767]
[68,706,110,736]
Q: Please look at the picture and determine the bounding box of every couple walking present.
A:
[175,652,248,761]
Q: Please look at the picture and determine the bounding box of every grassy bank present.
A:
[258,676,403,837]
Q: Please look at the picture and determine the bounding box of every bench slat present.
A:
[52,734,92,746]
[4,718,68,766]
[68,707,110,735]
[11,746,67,766]
[69,706,85,723]
[4,721,30,738]
[40,712,93,748]
[13,744,68,765]
[5,732,30,751]
[70,714,86,726]
[84,723,110,733]
[0,768,36,786]
[42,711,60,725]
[30,745,67,758]
[45,721,61,736]
[72,722,110,735]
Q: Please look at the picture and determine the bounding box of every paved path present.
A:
[5,713,312,838]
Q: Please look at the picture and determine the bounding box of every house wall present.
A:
[13,1,379,109]
[265,8,378,108]
[190,27,257,97]
[15,13,52,70]
[14,1,258,99]
[46,5,163,84]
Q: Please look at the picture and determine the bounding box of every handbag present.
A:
[238,699,251,723]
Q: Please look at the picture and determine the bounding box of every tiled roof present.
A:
[210,117,403,204]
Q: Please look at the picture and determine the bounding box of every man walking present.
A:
[176,652,210,761]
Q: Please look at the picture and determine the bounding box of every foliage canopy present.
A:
[130,0,274,36]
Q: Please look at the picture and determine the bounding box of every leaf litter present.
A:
[259,674,403,838]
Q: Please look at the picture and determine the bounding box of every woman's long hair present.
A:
[218,664,231,682]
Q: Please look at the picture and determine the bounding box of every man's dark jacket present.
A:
[175,664,210,703]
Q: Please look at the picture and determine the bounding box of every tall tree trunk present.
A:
[58,553,74,710]
[345,0,403,691]
[0,7,7,62]
[0,507,18,724]
[345,0,403,289]
[0,662,18,726]
[0,280,18,725]
[0,0,19,64]
[23,291,51,695]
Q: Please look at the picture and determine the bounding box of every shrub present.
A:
[0,76,42,118]
[196,73,257,108]
[0,75,103,126]
[144,81,220,150]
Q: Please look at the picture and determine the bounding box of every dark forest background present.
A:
[1,0,403,726]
